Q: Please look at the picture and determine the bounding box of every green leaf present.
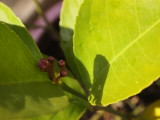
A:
[0,2,42,59]
[52,102,85,120]
[60,0,83,29]
[0,2,86,120]
[60,0,85,82]
[16,103,85,120]
[52,60,87,120]
[0,22,44,84]
[0,22,86,119]
[74,0,160,106]
[9,74,87,120]
[0,22,68,119]
[53,62,87,120]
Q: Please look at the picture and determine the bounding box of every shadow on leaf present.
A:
[60,27,91,90]
[0,82,68,119]
[60,27,110,105]
[90,55,110,105]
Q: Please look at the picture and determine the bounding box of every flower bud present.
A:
[48,56,55,63]
[38,59,51,72]
[58,60,65,68]
[60,70,67,77]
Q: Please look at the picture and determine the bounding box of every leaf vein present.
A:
[110,18,160,64]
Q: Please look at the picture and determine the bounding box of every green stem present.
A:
[60,82,88,101]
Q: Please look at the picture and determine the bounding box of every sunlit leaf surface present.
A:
[74,0,160,105]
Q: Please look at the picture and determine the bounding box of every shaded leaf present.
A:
[74,0,160,105]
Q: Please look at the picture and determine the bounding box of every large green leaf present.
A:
[74,0,160,106]
[60,0,85,83]
[0,22,69,120]
[0,2,87,119]
[0,2,42,59]
[0,18,86,120]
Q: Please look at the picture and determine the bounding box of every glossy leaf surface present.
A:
[74,0,160,105]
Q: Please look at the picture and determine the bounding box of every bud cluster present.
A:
[38,56,67,83]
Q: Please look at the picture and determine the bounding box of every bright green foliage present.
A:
[74,0,160,106]
[0,2,86,120]
[60,0,84,82]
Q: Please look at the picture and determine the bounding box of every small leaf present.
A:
[74,0,160,106]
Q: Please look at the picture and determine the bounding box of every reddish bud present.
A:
[38,59,50,72]
[58,60,65,68]
[60,70,67,77]
[38,57,67,83]
[48,56,55,63]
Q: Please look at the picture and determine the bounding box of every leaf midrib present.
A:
[109,18,160,64]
